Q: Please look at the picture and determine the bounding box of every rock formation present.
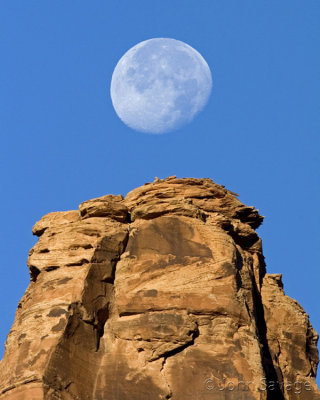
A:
[0,177,319,400]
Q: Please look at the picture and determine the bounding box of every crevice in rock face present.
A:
[254,251,267,288]
[162,325,199,360]
[306,322,319,377]
[65,259,90,267]
[94,307,109,351]
[119,309,227,318]
[234,248,243,290]
[251,277,285,399]
[68,243,94,250]
[156,323,199,399]
[1,377,42,395]
[160,355,173,400]
[119,308,185,317]
[91,231,130,351]
[44,266,60,272]
[62,302,108,352]
[154,324,199,362]
[274,338,284,385]
[29,265,40,282]
[235,246,285,399]
[39,248,50,253]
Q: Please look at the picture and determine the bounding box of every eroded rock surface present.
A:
[0,177,319,400]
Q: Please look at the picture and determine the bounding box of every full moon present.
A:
[110,38,212,134]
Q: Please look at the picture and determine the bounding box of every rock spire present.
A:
[0,177,319,400]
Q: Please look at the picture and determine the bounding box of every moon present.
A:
[110,38,212,134]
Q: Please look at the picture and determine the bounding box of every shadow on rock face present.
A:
[127,216,212,267]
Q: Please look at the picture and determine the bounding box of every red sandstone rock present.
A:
[0,177,319,400]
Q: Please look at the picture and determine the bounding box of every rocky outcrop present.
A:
[0,177,319,400]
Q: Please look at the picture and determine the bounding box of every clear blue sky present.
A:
[1,0,319,383]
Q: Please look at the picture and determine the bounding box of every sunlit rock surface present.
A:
[0,177,319,400]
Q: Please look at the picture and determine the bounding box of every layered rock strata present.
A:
[0,177,319,400]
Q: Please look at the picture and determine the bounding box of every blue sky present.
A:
[1,0,320,384]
